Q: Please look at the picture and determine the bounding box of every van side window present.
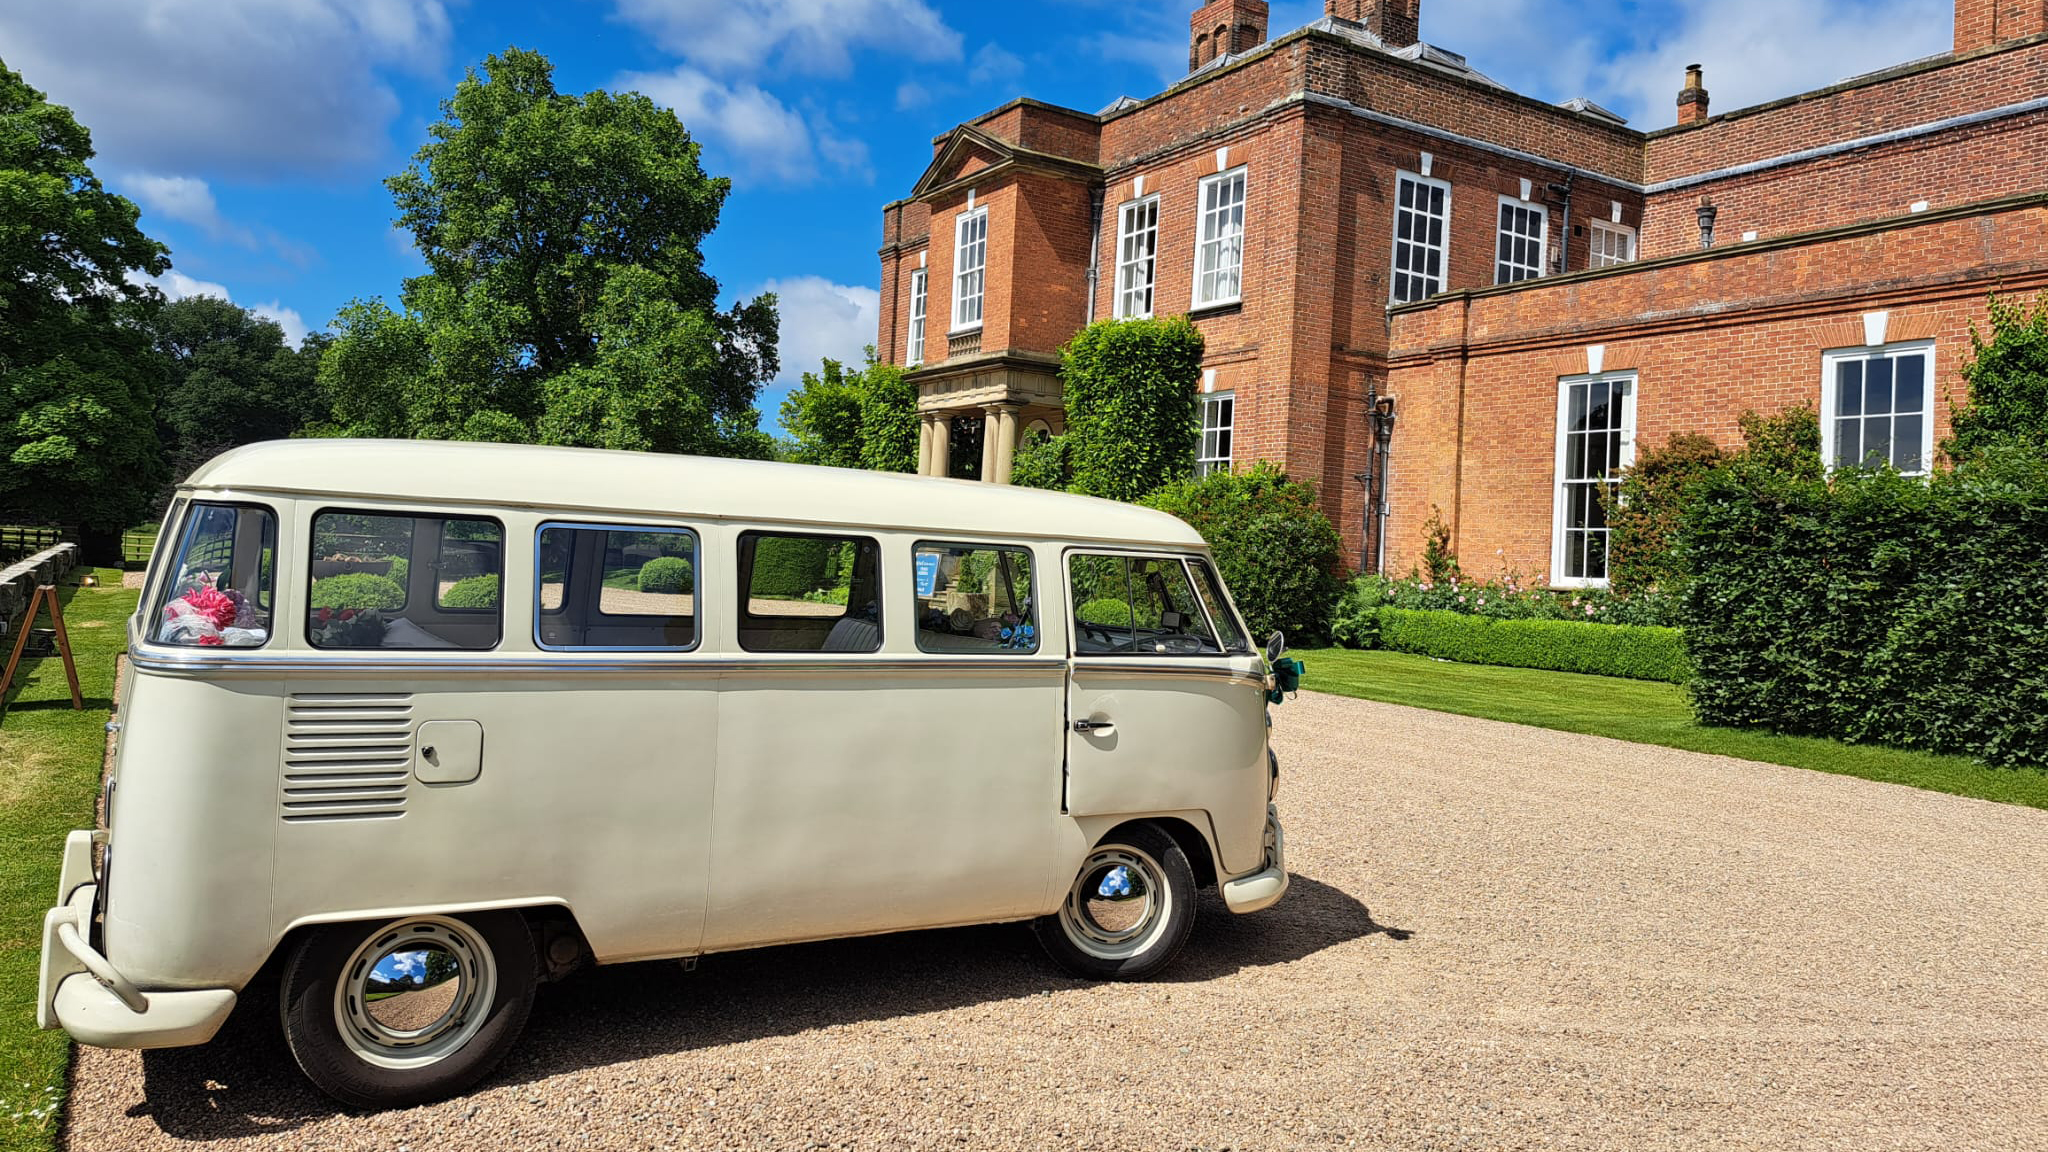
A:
[536,524,698,650]
[1068,553,1224,656]
[912,543,1037,654]
[1189,558,1252,654]
[738,532,881,653]
[308,511,503,650]
[152,503,276,648]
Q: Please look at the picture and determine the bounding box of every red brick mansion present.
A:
[876,0,2048,585]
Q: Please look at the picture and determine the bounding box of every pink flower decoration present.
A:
[183,585,239,630]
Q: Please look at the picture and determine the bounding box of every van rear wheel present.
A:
[280,911,536,1109]
[1034,822,1195,980]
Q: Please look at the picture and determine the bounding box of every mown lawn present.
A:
[1297,647,2048,810]
[0,572,135,1152]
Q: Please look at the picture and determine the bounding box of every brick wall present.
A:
[1383,197,2048,581]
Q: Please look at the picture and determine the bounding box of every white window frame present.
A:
[1588,220,1636,268]
[906,268,927,367]
[1550,373,1636,589]
[1390,170,1451,305]
[1820,341,1936,477]
[1115,195,1161,320]
[951,206,988,333]
[1192,167,1248,309]
[1495,195,1549,285]
[1197,391,1235,477]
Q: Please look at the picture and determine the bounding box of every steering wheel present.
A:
[1155,634,1209,654]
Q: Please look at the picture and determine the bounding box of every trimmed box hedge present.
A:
[1371,608,1691,683]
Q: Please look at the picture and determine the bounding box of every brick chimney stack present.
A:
[1326,0,1421,48]
[1190,0,1270,70]
[1677,63,1710,125]
[1954,0,2048,53]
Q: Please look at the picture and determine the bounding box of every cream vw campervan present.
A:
[38,440,1290,1107]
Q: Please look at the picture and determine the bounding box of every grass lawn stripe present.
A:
[0,572,136,1152]
[1298,648,2048,810]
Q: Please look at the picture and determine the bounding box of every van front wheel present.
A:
[1034,823,1195,980]
[280,911,536,1109]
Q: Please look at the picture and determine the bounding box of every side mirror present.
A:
[1264,630,1287,664]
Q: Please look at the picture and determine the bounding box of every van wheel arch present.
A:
[1103,817,1216,891]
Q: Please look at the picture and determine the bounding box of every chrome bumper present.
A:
[37,830,236,1049]
[1220,805,1289,914]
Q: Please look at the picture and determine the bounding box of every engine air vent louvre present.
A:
[283,693,414,822]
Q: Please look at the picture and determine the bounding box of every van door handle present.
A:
[1073,718,1115,734]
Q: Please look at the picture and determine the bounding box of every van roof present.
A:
[184,439,1209,548]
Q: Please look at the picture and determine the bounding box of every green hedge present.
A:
[1682,447,2048,767]
[749,537,833,598]
[637,556,693,594]
[1371,608,1691,683]
[441,574,500,609]
[309,573,406,611]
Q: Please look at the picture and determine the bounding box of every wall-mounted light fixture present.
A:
[1696,199,1719,250]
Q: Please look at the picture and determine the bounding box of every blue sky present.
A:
[2,0,1953,421]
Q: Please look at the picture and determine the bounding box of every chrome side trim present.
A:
[128,645,1071,679]
[1071,660,1267,688]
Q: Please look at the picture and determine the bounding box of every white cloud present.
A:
[618,66,869,183]
[896,81,933,110]
[611,0,964,78]
[0,0,451,176]
[969,44,1027,87]
[1591,0,1951,128]
[131,270,313,347]
[756,275,881,384]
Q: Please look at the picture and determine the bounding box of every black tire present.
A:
[1034,822,1197,980]
[280,911,536,1109]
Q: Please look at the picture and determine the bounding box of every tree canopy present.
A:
[321,49,778,457]
[141,295,331,482]
[0,60,171,532]
[778,349,918,472]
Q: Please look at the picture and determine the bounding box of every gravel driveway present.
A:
[65,691,2048,1150]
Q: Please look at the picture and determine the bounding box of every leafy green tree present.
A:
[1950,292,2048,462]
[1143,463,1346,644]
[777,349,918,472]
[1059,316,1203,503]
[0,60,170,541]
[138,295,331,482]
[320,49,777,456]
[1603,432,1725,594]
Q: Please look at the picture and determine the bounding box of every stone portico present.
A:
[912,350,1066,483]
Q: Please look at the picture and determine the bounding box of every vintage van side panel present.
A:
[1062,549,1271,876]
[699,528,1064,952]
[261,504,720,964]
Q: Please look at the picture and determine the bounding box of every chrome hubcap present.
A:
[336,917,495,1069]
[1060,846,1168,960]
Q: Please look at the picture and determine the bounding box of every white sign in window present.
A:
[1194,168,1247,307]
[1589,220,1636,268]
[1391,171,1450,304]
[1552,375,1635,587]
[1496,196,1549,284]
[1116,195,1160,319]
[1822,343,1933,474]
[906,268,927,367]
[1197,391,1235,477]
[952,207,988,331]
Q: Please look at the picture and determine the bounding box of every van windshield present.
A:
[1069,554,1225,656]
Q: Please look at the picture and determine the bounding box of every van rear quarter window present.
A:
[537,524,699,650]
[738,532,881,653]
[308,511,503,650]
[152,503,277,647]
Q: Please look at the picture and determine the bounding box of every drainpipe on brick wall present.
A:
[1547,176,1574,275]
[1083,184,1105,325]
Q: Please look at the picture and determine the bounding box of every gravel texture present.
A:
[64,690,2048,1150]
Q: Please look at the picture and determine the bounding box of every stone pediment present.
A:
[912,124,1101,203]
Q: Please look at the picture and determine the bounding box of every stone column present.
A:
[980,408,1001,483]
[932,414,951,479]
[991,405,1020,485]
[917,415,934,476]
